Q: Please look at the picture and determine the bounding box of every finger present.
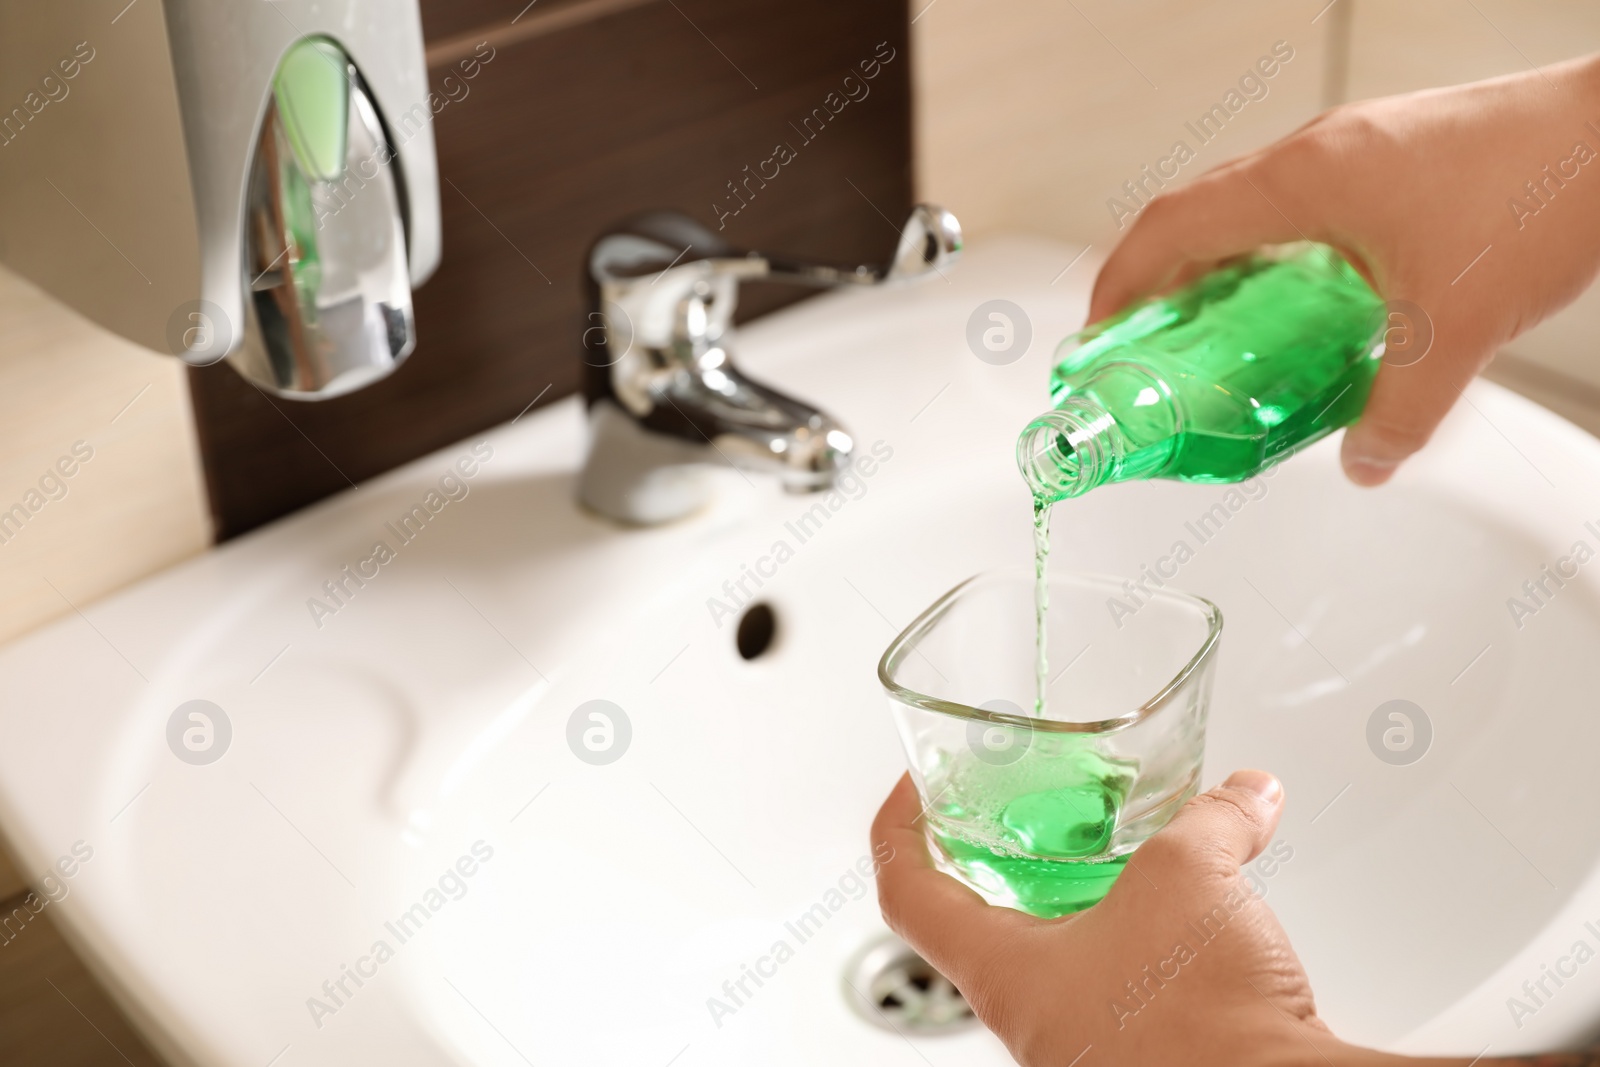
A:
[1088,160,1308,323]
[1137,769,1286,878]
[1340,320,1497,485]
[870,774,1032,978]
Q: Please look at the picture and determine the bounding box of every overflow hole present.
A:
[736,603,778,660]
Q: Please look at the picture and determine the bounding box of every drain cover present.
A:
[843,934,977,1034]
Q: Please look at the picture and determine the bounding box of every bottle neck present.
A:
[1016,397,1122,503]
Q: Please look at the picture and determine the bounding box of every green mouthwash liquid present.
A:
[1018,243,1386,503]
[927,741,1135,917]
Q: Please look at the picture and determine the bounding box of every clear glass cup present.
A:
[878,569,1222,917]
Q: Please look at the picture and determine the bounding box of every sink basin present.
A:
[4,237,1600,1064]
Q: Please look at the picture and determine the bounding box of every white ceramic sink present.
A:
[4,238,1600,1065]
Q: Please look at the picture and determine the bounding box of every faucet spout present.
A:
[576,207,960,525]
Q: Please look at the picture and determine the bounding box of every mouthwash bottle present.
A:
[1018,244,1386,503]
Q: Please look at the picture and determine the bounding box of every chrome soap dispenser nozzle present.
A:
[232,37,417,399]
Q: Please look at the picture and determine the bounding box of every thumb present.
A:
[1137,770,1286,878]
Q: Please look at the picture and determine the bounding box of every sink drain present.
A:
[735,602,778,660]
[843,935,976,1034]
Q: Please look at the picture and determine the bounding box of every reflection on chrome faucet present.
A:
[576,204,961,525]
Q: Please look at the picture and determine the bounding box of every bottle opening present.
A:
[1017,403,1114,503]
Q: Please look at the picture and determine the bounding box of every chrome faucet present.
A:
[576,205,962,524]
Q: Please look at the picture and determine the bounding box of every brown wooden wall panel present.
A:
[187,0,913,539]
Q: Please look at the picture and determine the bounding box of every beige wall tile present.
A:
[1344,0,1600,101]
[0,265,210,648]
[912,0,1338,251]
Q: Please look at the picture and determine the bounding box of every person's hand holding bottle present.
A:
[1091,53,1600,487]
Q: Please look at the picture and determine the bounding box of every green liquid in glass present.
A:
[1019,243,1386,503]
[934,834,1129,918]
[928,744,1134,917]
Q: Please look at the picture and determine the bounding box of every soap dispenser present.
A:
[0,0,441,399]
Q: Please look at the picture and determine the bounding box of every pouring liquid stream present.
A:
[1033,498,1051,715]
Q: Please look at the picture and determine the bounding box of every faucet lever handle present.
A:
[759,203,963,287]
[589,203,962,292]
